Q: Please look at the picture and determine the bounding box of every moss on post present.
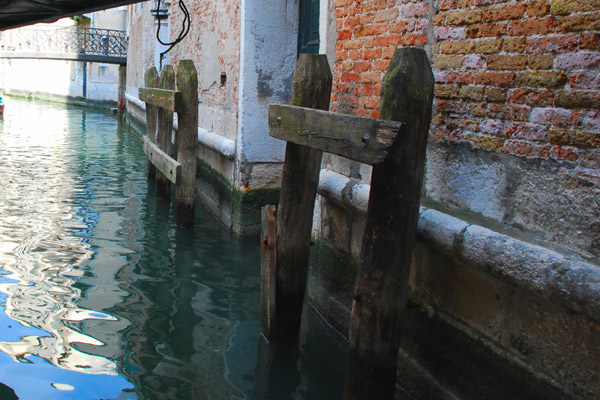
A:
[156,65,175,199]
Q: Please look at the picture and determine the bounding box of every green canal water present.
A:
[0,98,348,399]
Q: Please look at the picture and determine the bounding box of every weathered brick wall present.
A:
[331,0,432,118]
[332,0,599,170]
[126,3,159,91]
[431,0,599,173]
[330,0,600,258]
[168,0,240,141]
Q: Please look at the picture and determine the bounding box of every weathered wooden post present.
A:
[144,67,159,181]
[273,54,332,337]
[156,65,176,199]
[261,204,277,338]
[175,60,198,226]
[263,47,432,397]
[140,61,198,227]
[344,48,434,399]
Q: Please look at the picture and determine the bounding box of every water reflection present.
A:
[0,99,137,398]
[0,98,349,399]
[113,186,260,399]
[0,101,121,376]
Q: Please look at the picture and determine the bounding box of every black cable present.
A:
[156,0,191,67]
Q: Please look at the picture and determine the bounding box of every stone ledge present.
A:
[6,89,116,109]
[317,168,600,323]
[419,208,600,324]
[125,91,236,160]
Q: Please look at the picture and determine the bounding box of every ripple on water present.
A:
[0,98,350,400]
[0,99,138,399]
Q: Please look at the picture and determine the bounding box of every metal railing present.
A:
[0,26,128,63]
[76,27,128,57]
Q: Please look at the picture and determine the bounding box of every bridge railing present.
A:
[0,26,128,60]
[76,27,128,57]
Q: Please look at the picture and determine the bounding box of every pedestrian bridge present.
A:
[0,26,127,65]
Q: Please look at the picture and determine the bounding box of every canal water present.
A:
[0,98,348,399]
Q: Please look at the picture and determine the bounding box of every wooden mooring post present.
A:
[261,48,434,399]
[144,67,159,181]
[139,60,199,226]
[156,65,176,199]
[260,54,332,339]
[175,60,199,225]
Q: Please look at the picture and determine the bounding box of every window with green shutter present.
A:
[298,0,320,55]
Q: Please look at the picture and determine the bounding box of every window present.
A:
[298,0,319,55]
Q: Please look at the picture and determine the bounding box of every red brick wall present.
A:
[331,0,600,181]
[332,0,431,118]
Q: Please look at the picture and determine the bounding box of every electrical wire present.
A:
[156,0,191,68]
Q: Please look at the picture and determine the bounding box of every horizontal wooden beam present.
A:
[142,136,181,184]
[138,87,180,112]
[268,104,403,165]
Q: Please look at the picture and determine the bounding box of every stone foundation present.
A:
[308,215,599,399]
[308,166,600,399]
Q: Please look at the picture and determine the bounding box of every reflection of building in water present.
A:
[121,283,243,399]
[0,103,128,376]
[112,199,256,399]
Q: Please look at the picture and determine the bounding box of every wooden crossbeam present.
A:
[142,136,181,184]
[138,87,180,112]
[268,104,402,165]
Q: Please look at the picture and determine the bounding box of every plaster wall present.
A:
[237,0,298,166]
[87,73,120,102]
[92,6,127,30]
[164,0,241,212]
[0,58,84,99]
[87,7,128,103]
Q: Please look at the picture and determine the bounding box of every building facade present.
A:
[0,7,128,106]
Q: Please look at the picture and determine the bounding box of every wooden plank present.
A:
[269,104,402,165]
[138,87,179,112]
[275,53,332,336]
[175,60,199,226]
[344,48,435,400]
[144,67,159,181]
[261,205,277,340]
[142,136,181,184]
[156,65,176,199]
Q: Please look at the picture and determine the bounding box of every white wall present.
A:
[0,58,84,98]
[237,0,299,164]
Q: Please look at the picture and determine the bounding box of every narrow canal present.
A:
[0,98,347,399]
